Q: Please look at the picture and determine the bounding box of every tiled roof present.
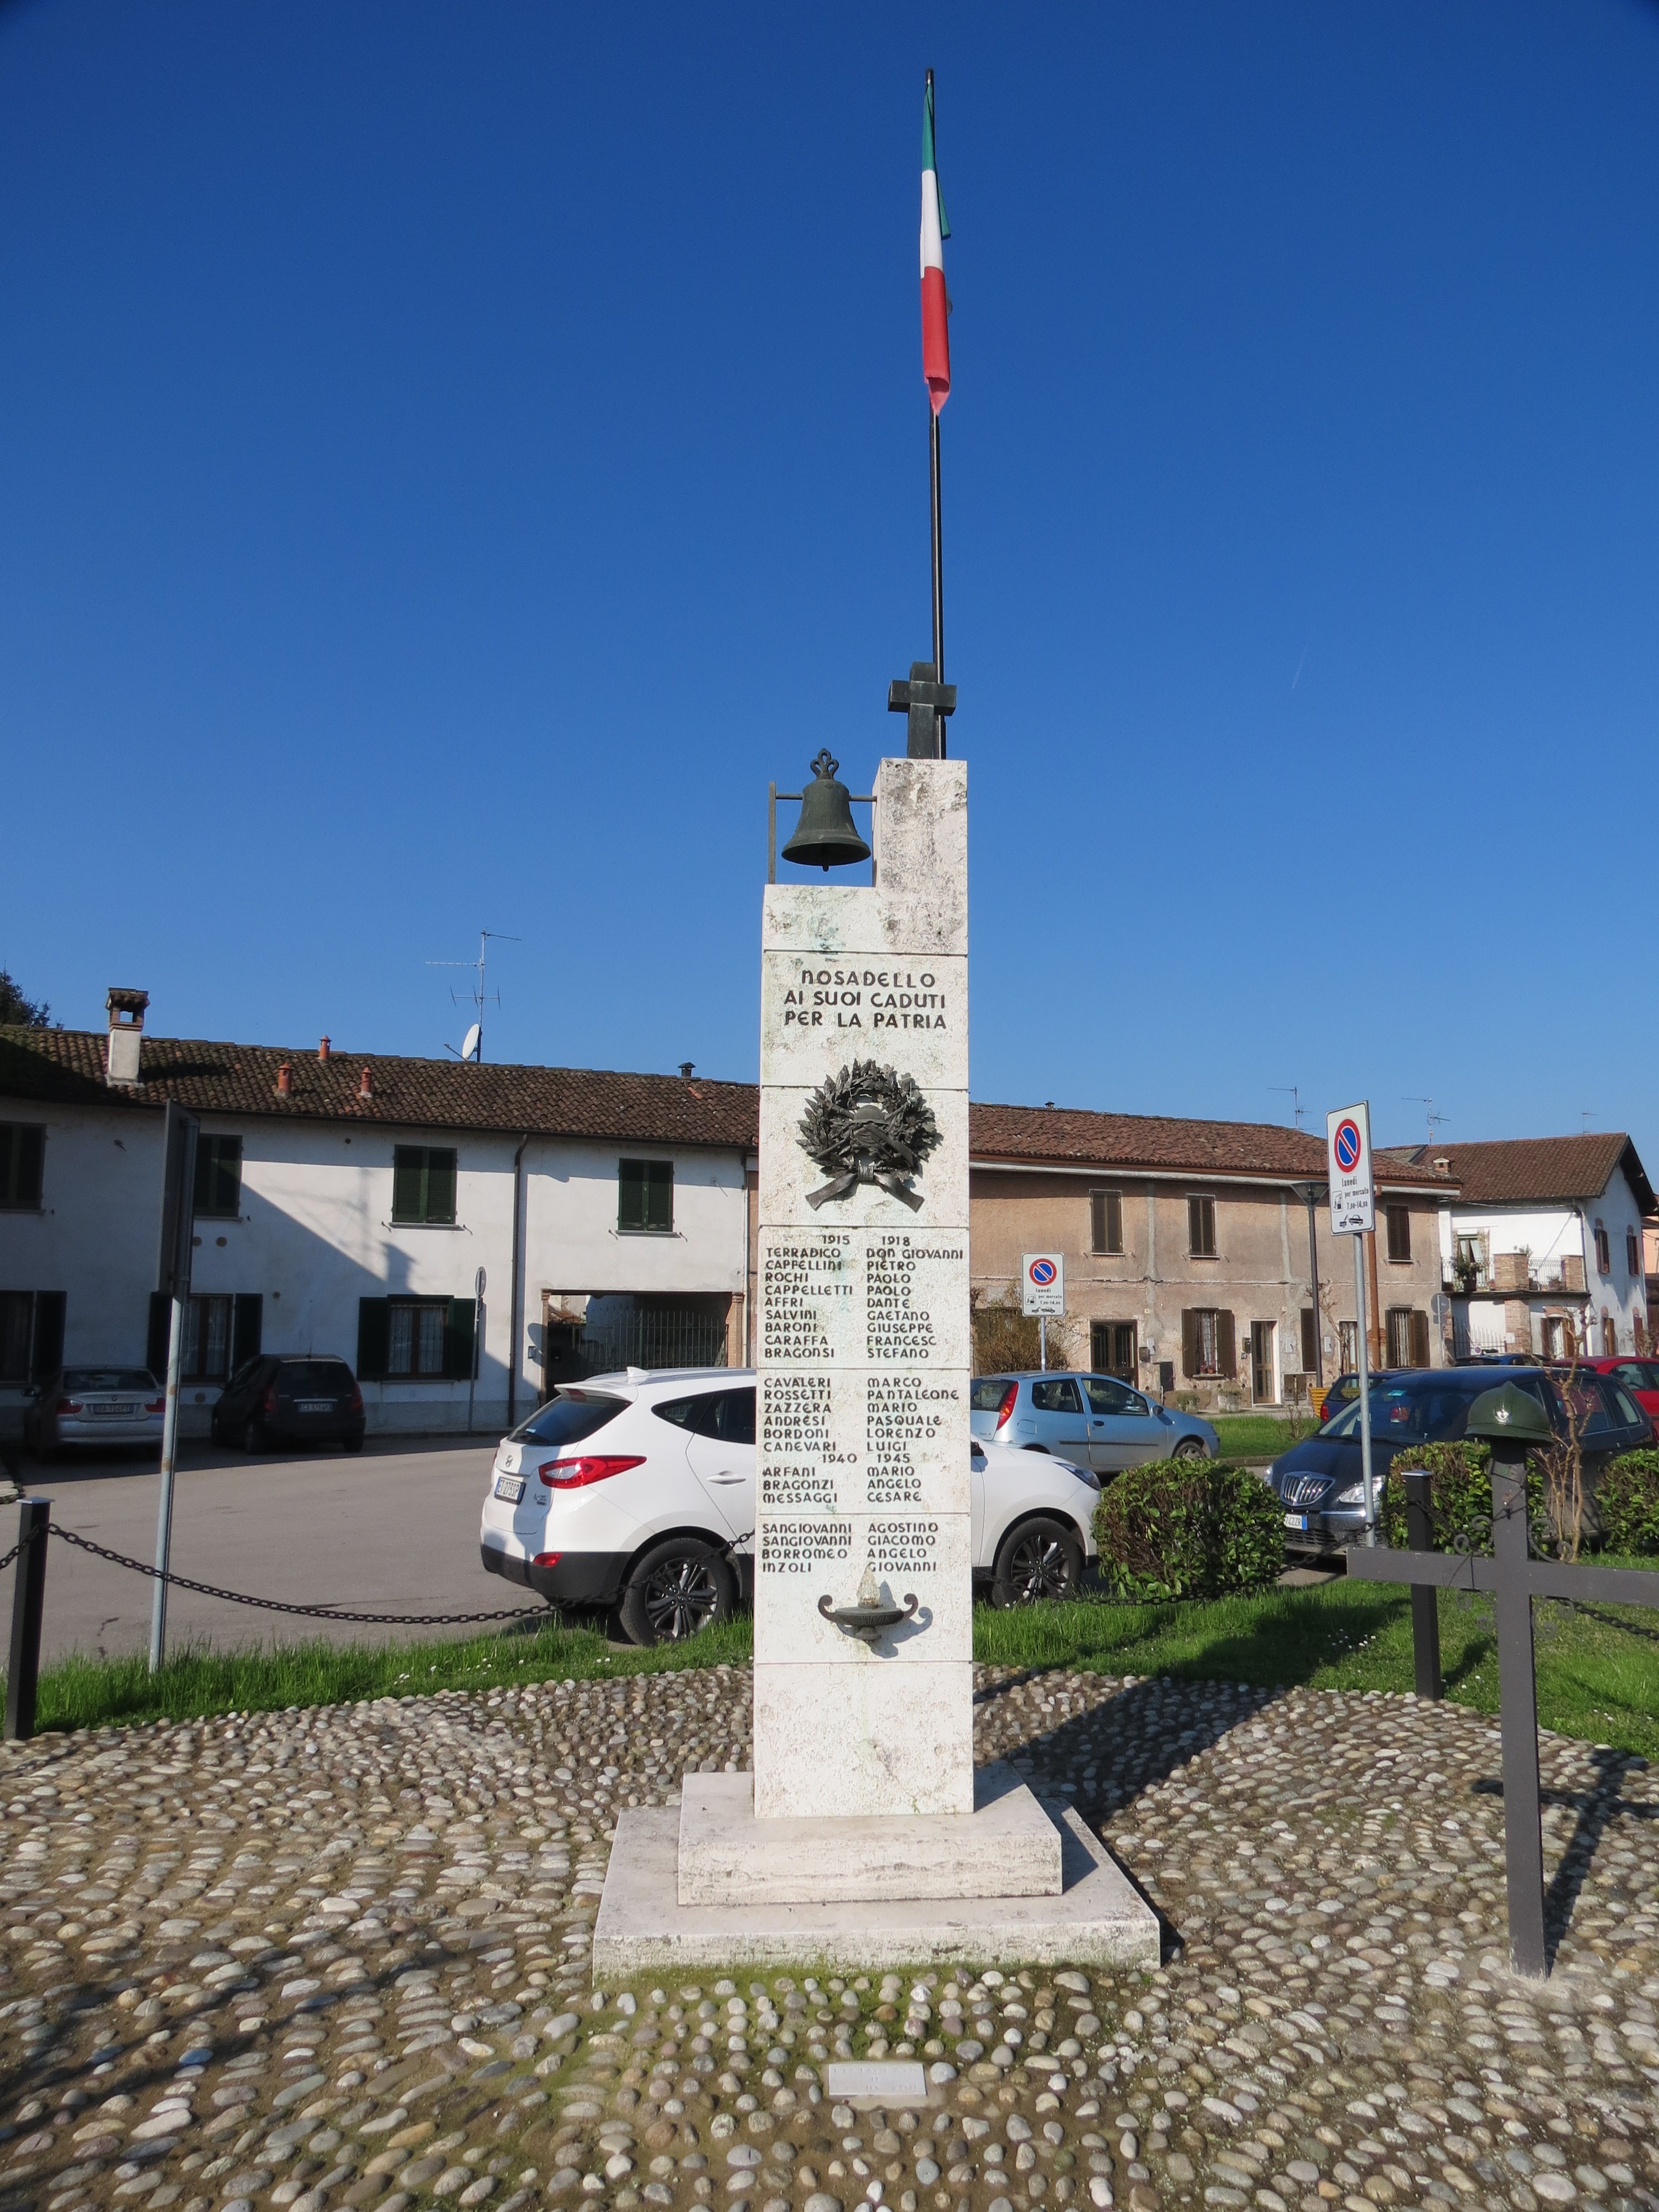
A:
[0,1025,1458,1188]
[1388,1133,1655,1214]
[0,1027,760,1152]
[969,1101,1453,1187]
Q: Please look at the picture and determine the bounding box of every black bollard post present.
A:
[4,1498,50,1743]
[1491,1437,1546,1978]
[1404,1471,1443,1701]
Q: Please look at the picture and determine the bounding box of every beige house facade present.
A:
[967,1104,1454,1410]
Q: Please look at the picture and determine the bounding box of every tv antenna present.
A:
[1271,1085,1305,1129]
[427,928,520,1062]
[1404,1095,1449,1145]
[1582,1109,1596,1134]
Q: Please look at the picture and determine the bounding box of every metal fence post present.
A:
[1492,1442,1547,1978]
[1404,1470,1443,1700]
[4,1499,51,1743]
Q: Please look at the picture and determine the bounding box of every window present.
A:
[192,1134,243,1219]
[1299,1308,1318,1374]
[1542,1315,1577,1361]
[356,1296,474,1381]
[1181,1307,1235,1379]
[1452,1232,1488,1287]
[1385,1307,1431,1368]
[1089,1189,1123,1255]
[0,1290,65,1384]
[1083,1374,1145,1416]
[1603,1311,1617,1356]
[1187,1194,1217,1258]
[146,1292,261,1383]
[1029,1377,1083,1412]
[653,1387,756,1442]
[392,1146,457,1225]
[1091,1319,1136,1379]
[1629,1231,1642,1279]
[619,1158,673,1234]
[1595,1220,1611,1275]
[1338,1319,1359,1373]
[0,1123,45,1210]
[1385,1204,1412,1263]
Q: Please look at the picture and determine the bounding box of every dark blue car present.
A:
[1270,1365,1652,1553]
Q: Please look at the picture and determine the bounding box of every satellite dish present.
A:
[461,1023,481,1062]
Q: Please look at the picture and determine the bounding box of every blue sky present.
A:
[4,1,1658,1166]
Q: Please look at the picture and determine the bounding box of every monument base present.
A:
[592,1785,1161,1979]
[677,1761,1061,1905]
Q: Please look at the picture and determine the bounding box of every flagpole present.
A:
[930,406,945,759]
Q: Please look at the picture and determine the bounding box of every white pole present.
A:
[1354,1232,1375,1543]
[149,1294,185,1671]
[1039,1316,1047,1371]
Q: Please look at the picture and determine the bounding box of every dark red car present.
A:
[1577,1354,1659,1428]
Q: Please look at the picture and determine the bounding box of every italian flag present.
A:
[920,73,951,414]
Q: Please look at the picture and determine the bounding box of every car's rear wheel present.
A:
[242,1418,266,1454]
[619,1539,735,1646]
[1171,1438,1207,1460]
[342,1433,364,1453]
[990,1516,1084,1608]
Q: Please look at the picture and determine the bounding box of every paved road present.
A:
[0,1433,513,1663]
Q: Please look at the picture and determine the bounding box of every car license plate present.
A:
[494,1474,525,1504]
[95,1402,138,1417]
[298,1400,333,1413]
[1284,1512,1308,1531]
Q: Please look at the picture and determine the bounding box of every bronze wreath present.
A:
[797,1059,942,1212]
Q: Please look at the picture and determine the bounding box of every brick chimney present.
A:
[358,1065,374,1099]
[275,1062,292,1097]
[105,988,149,1087]
[319,1036,331,1062]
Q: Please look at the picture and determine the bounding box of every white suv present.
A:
[478,1366,1100,1644]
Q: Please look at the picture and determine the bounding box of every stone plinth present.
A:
[591,1791,1161,1978]
[676,1761,1061,1905]
[754,756,971,1820]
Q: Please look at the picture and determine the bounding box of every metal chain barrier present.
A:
[45,1525,555,1627]
[0,1543,17,1577]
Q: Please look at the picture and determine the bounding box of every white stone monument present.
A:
[593,754,1157,1975]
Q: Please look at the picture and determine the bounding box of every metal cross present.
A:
[887,660,957,759]
[1345,1448,1659,1978]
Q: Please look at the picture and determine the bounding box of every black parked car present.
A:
[1270,1365,1652,1554]
[211,1355,366,1453]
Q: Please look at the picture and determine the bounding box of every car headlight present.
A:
[1332,1479,1384,1506]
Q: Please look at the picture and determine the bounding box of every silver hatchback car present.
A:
[971,1370,1218,1473]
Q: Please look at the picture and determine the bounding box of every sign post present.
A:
[1326,1103,1376,1541]
[151,1103,199,1672]
[1021,1253,1065,1373]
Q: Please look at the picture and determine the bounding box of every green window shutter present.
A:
[1300,1308,1317,1373]
[2,1124,46,1208]
[357,1298,391,1381]
[392,1149,424,1223]
[232,1294,263,1371]
[1218,1310,1237,1379]
[1409,1309,1430,1368]
[1090,1192,1106,1254]
[619,1160,645,1230]
[1180,1310,1197,1379]
[444,1297,477,1380]
[646,1160,673,1232]
[147,1292,169,1381]
[32,1291,65,1382]
[426,1150,457,1224]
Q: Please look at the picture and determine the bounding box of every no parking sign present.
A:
[1327,1102,1375,1235]
[1021,1251,1066,1317]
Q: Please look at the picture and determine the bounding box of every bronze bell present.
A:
[781,749,872,871]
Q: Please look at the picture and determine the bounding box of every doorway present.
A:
[1091,1320,1137,1381]
[1249,1320,1275,1404]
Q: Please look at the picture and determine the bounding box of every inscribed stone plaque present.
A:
[755,756,972,1819]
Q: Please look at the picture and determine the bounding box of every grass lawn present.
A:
[24,1613,754,1736]
[1211,1413,1315,1458]
[13,1568,1659,1759]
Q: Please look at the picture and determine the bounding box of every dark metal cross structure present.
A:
[1344,1383,1659,1979]
[888,660,957,759]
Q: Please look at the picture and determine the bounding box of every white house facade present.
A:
[1385,1133,1655,1360]
[0,997,758,1438]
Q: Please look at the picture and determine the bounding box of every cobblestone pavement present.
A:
[2,1666,1656,2212]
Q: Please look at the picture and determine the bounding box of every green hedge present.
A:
[1094,1459,1285,1601]
[1596,1450,1659,1556]
[1379,1440,1500,1552]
